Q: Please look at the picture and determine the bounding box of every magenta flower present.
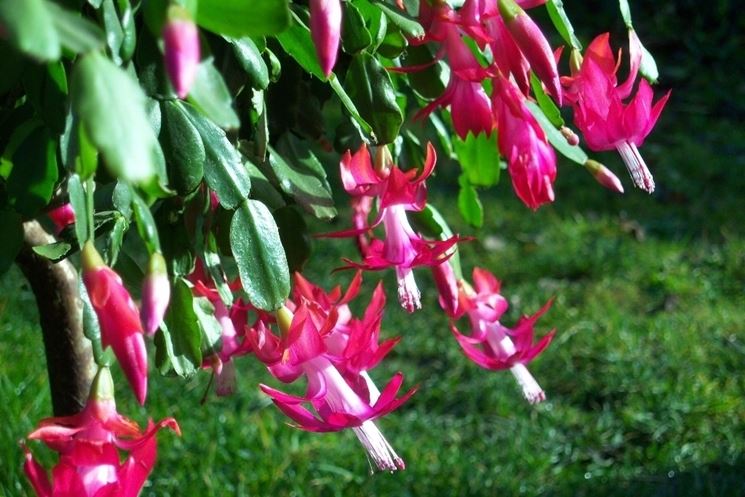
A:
[446,267,556,404]
[493,75,557,210]
[23,367,179,497]
[47,203,76,236]
[249,304,414,471]
[81,242,148,405]
[332,143,460,311]
[163,6,200,99]
[140,252,170,336]
[309,0,342,77]
[563,32,670,193]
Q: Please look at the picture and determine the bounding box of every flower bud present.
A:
[163,6,200,99]
[309,0,342,77]
[47,203,76,235]
[141,252,171,336]
[498,0,562,104]
[585,159,624,194]
[82,241,148,405]
[560,126,580,146]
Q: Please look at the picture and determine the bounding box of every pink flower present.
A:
[23,367,179,497]
[250,301,414,471]
[81,242,148,405]
[140,252,170,336]
[47,203,76,236]
[163,6,200,99]
[309,0,342,77]
[332,143,460,311]
[448,267,556,404]
[493,75,557,210]
[562,32,670,193]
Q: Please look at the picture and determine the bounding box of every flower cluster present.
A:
[396,0,668,206]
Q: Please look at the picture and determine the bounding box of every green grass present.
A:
[3,36,745,496]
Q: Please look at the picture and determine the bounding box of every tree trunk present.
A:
[16,221,94,416]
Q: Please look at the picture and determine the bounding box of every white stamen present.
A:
[616,141,655,193]
[396,267,421,313]
[486,330,546,404]
[353,420,406,472]
[509,363,546,404]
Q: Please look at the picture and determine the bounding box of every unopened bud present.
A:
[47,203,76,235]
[163,6,200,99]
[560,126,580,146]
[498,0,562,104]
[374,146,393,176]
[585,159,624,194]
[140,252,171,336]
[309,0,342,77]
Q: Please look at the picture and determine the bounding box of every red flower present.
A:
[23,367,179,497]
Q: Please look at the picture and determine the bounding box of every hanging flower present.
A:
[562,32,670,193]
[23,367,179,497]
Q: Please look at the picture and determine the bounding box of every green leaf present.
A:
[342,2,373,54]
[105,215,128,266]
[45,1,106,54]
[160,100,205,195]
[187,60,240,130]
[156,206,195,279]
[71,52,161,184]
[378,28,408,59]
[618,0,632,27]
[79,278,106,365]
[355,0,387,51]
[23,62,68,134]
[453,132,501,188]
[228,37,270,90]
[155,322,197,377]
[162,278,205,372]
[275,12,325,80]
[530,71,564,127]
[372,1,424,39]
[637,35,660,84]
[32,241,73,261]
[545,0,582,50]
[0,0,60,61]
[230,199,290,310]
[196,0,290,37]
[181,102,251,209]
[67,175,89,247]
[526,101,588,165]
[6,126,58,217]
[269,134,337,220]
[245,160,286,210]
[131,190,161,254]
[102,0,124,64]
[192,295,223,352]
[329,77,374,136]
[457,175,484,228]
[344,52,403,144]
[0,210,23,276]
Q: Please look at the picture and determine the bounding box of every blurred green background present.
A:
[2,0,744,496]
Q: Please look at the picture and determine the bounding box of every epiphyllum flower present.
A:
[23,367,179,497]
[309,0,342,77]
[562,32,670,193]
[445,266,555,404]
[81,242,148,405]
[249,305,415,471]
[333,143,459,312]
[493,75,557,210]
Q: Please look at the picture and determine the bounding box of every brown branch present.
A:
[15,220,94,416]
